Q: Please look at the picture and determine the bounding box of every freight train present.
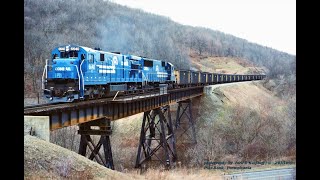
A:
[42,44,266,102]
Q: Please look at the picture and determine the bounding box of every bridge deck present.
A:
[24,86,204,130]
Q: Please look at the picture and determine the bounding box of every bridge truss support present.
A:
[78,118,114,169]
[175,99,197,144]
[135,105,177,169]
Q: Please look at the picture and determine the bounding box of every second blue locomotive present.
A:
[43,44,175,102]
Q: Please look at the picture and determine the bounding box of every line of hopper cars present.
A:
[174,69,266,87]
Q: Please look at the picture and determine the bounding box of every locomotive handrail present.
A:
[112,87,164,101]
[142,72,148,83]
[112,91,120,100]
[73,65,81,92]
[41,66,46,90]
[79,60,85,98]
[41,59,49,90]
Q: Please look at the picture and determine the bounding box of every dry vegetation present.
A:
[189,52,266,74]
[26,134,225,179]
[24,0,295,99]
[45,81,295,178]
[40,57,295,179]
[185,81,296,168]
[128,168,224,180]
[24,135,143,180]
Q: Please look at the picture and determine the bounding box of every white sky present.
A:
[110,0,296,55]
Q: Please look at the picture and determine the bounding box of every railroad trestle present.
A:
[24,86,204,170]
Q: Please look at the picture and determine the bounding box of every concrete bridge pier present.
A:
[24,116,50,142]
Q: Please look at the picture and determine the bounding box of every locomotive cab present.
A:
[43,45,85,102]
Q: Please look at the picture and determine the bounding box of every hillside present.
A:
[24,0,295,98]
[25,135,225,179]
[204,81,285,118]
[189,52,267,74]
[24,135,143,179]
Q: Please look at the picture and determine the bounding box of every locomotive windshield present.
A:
[55,46,80,59]
[60,51,78,58]
[52,51,79,59]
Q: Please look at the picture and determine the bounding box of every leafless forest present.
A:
[25,0,296,172]
[24,0,295,98]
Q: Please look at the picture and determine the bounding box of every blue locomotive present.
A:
[42,44,175,102]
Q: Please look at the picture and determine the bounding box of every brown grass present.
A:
[189,55,266,74]
[24,135,143,179]
[216,81,286,115]
[128,168,224,180]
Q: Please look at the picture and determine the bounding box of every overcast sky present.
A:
[110,0,296,55]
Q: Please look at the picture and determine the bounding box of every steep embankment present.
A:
[188,80,295,163]
[24,135,143,180]
[183,55,295,166]
[209,81,284,111]
[25,135,224,179]
[190,53,267,74]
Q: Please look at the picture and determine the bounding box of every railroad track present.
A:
[24,97,113,115]
[24,85,205,115]
[24,89,171,114]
